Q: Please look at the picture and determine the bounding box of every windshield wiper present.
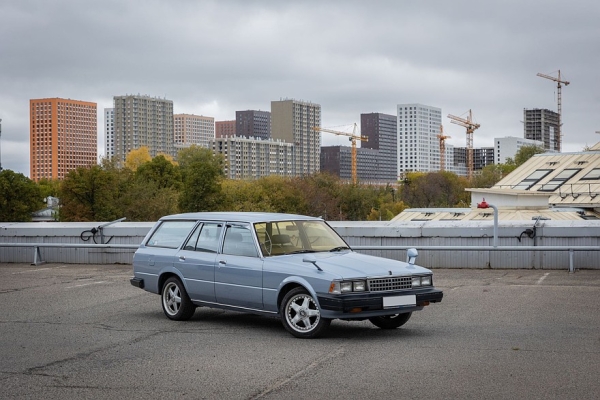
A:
[289,249,316,254]
[329,246,351,252]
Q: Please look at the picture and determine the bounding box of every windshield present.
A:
[254,220,349,257]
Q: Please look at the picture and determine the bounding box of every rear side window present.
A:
[146,221,197,249]
[183,222,222,253]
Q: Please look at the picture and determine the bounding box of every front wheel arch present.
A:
[280,287,330,338]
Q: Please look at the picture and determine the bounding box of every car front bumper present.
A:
[317,287,443,315]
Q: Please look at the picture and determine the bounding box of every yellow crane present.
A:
[447,110,480,180]
[537,70,570,152]
[313,123,368,184]
[437,124,451,172]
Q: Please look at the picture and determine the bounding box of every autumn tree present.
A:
[125,146,152,171]
[178,145,225,212]
[400,171,470,208]
[220,176,307,213]
[0,170,43,221]
[294,173,343,219]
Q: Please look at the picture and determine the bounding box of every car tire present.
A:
[161,277,195,321]
[369,312,412,329]
[281,287,330,338]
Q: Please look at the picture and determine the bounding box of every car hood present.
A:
[276,250,431,279]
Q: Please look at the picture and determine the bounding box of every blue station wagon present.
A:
[130,212,443,338]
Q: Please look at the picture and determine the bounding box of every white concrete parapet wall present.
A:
[1,220,599,269]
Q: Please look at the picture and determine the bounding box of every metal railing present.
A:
[348,245,600,273]
[0,243,139,266]
[1,242,599,273]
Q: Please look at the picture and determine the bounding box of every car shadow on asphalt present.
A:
[130,307,437,340]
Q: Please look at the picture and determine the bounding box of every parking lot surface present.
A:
[0,263,599,399]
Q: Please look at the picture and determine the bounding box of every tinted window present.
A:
[146,221,196,249]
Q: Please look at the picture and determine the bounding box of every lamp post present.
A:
[477,198,498,247]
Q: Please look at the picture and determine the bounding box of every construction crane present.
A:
[437,124,451,172]
[312,123,368,185]
[447,110,480,180]
[537,70,570,152]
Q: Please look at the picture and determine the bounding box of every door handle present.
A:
[179,256,186,261]
[218,260,227,265]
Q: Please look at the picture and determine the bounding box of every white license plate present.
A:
[383,295,416,308]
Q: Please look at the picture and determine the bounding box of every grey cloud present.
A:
[1,0,599,175]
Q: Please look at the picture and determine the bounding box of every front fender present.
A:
[277,276,322,311]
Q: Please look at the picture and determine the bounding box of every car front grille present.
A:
[367,276,412,292]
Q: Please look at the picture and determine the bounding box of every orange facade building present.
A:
[30,98,97,181]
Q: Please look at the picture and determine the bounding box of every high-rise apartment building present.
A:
[174,114,214,148]
[397,103,442,177]
[494,136,545,164]
[104,108,114,159]
[212,136,293,179]
[113,95,174,163]
[361,112,398,182]
[271,99,321,176]
[321,113,398,183]
[320,146,380,182]
[524,108,560,152]
[236,110,271,140]
[215,120,236,138]
[29,98,97,181]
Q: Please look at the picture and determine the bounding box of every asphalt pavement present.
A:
[0,263,598,399]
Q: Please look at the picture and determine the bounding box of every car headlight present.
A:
[412,275,433,287]
[340,282,353,292]
[421,275,432,286]
[329,280,367,293]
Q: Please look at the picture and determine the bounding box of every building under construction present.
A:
[524,108,560,152]
[453,147,495,172]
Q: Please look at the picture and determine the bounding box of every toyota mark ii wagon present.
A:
[130,212,443,338]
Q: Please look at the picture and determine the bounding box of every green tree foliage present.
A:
[59,165,122,221]
[339,183,380,221]
[400,171,470,208]
[0,170,43,221]
[367,186,407,221]
[37,178,61,199]
[220,176,307,213]
[514,145,546,166]
[178,145,225,212]
[118,155,183,221]
[136,155,182,190]
[471,164,516,188]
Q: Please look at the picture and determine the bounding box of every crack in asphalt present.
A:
[0,329,165,382]
[248,345,346,400]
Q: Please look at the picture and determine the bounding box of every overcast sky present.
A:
[1,0,599,177]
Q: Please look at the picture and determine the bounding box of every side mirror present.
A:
[303,254,322,271]
[406,248,418,265]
